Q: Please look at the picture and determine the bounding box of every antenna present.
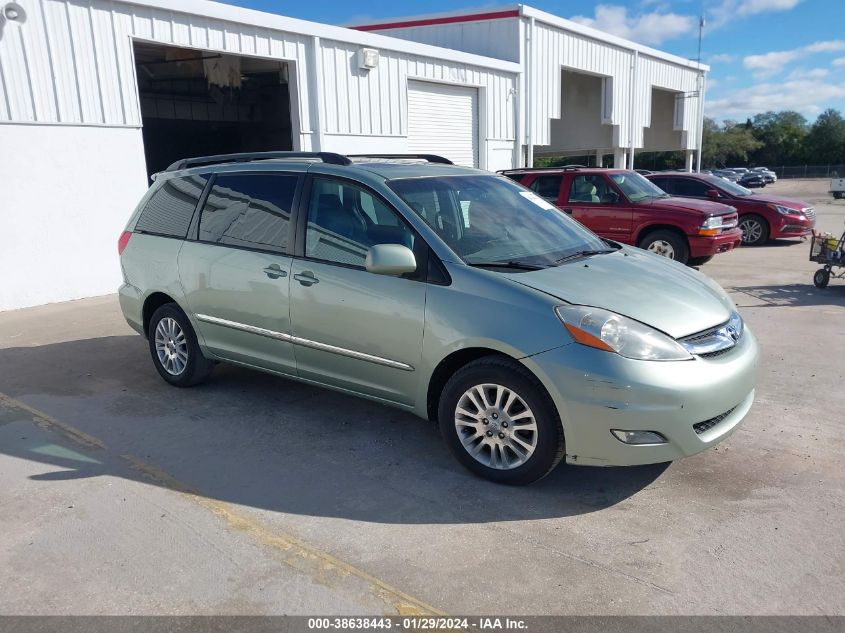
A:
[697,15,705,68]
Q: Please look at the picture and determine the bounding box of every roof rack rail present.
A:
[165,151,352,172]
[498,165,587,173]
[348,154,454,165]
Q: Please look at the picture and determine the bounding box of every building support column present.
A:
[629,147,636,170]
[595,151,604,168]
[613,148,626,168]
[685,150,695,172]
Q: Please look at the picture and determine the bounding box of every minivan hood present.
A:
[637,196,734,216]
[510,248,733,339]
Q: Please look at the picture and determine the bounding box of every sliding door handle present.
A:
[263,265,287,279]
[293,271,319,286]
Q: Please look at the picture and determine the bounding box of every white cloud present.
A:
[708,0,802,29]
[786,67,829,80]
[709,53,735,64]
[706,79,845,119]
[834,57,845,67]
[570,4,695,45]
[743,40,845,77]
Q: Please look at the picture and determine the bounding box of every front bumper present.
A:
[688,228,743,258]
[772,214,815,238]
[521,326,759,466]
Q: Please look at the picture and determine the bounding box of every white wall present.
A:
[546,70,614,152]
[0,124,148,311]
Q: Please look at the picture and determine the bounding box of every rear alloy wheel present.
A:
[439,356,565,485]
[638,230,689,265]
[148,303,214,387]
[739,214,769,246]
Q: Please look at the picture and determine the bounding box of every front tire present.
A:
[638,229,690,264]
[148,303,214,387]
[438,356,565,485]
[739,214,769,246]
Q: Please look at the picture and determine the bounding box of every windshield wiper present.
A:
[554,249,615,264]
[467,260,547,270]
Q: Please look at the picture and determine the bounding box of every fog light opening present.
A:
[610,430,668,445]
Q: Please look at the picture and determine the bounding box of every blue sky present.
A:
[222,0,845,124]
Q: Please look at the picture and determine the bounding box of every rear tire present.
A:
[739,214,769,246]
[814,268,831,289]
[688,255,714,267]
[638,229,690,264]
[438,356,565,485]
[148,303,214,387]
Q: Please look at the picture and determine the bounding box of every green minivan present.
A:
[118,152,758,484]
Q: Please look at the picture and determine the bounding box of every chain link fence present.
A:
[773,165,845,179]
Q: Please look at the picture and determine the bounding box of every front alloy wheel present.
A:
[439,356,565,485]
[739,215,769,246]
[455,383,538,470]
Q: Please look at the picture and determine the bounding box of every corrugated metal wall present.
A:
[373,19,521,63]
[0,0,515,144]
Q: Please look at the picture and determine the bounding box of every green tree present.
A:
[701,117,761,167]
[748,110,808,166]
[805,108,845,165]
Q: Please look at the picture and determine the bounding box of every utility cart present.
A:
[810,230,845,288]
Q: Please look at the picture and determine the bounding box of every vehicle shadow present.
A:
[0,335,667,524]
[730,282,845,308]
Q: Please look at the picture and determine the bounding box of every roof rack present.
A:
[348,154,454,165]
[165,151,352,172]
[498,165,588,174]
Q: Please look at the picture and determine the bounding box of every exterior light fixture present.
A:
[358,48,379,70]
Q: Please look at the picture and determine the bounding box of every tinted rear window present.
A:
[198,174,298,252]
[135,175,208,238]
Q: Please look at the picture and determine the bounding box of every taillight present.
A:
[118,231,132,255]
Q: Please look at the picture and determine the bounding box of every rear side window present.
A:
[135,175,208,238]
[673,178,711,197]
[529,175,563,202]
[199,174,298,252]
[649,177,674,194]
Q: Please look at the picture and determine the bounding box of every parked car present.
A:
[737,172,766,188]
[750,166,777,183]
[499,167,742,266]
[646,172,816,246]
[713,169,741,182]
[118,151,759,485]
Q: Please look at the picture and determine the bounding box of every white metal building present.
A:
[0,1,706,311]
[0,0,519,311]
[356,5,709,171]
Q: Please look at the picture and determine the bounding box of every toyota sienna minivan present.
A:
[118,152,759,484]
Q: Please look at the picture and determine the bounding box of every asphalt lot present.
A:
[1,179,843,616]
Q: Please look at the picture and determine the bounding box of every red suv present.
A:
[646,172,816,246]
[500,167,742,266]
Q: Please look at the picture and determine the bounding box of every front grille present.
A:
[803,207,816,220]
[699,346,734,359]
[693,406,737,435]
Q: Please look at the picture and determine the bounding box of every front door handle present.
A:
[263,264,287,280]
[293,271,319,286]
[563,208,573,214]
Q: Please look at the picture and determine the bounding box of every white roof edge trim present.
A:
[344,5,517,29]
[112,0,521,74]
[519,5,709,72]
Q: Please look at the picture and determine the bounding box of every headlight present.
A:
[701,216,723,229]
[768,203,799,216]
[556,305,692,361]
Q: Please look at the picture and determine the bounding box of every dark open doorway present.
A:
[133,42,294,179]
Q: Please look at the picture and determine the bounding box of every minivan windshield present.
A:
[609,171,669,202]
[388,175,610,268]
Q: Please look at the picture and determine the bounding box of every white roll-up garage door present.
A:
[407,81,479,167]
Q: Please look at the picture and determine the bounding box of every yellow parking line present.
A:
[0,392,444,617]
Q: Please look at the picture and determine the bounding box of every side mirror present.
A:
[365,244,417,276]
[706,189,721,199]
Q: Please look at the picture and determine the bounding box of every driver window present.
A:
[568,175,618,204]
[305,178,414,267]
